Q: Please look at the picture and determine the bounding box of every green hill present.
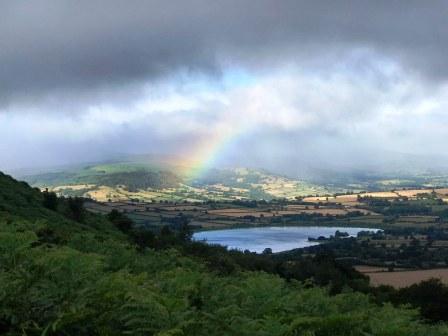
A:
[24,164,181,190]
[21,161,334,202]
[1,171,447,335]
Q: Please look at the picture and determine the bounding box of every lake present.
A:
[192,226,379,253]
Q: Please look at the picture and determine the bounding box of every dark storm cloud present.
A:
[1,0,448,106]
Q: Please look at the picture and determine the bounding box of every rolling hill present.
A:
[20,159,335,202]
[18,155,448,203]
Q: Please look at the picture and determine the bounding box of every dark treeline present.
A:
[359,196,442,216]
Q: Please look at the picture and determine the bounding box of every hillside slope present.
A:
[21,161,334,202]
[1,172,447,335]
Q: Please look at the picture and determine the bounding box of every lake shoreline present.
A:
[193,226,380,254]
[191,220,385,232]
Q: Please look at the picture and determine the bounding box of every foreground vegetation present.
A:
[3,171,448,335]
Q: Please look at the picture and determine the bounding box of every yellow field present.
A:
[85,186,122,201]
[303,195,360,204]
[360,268,448,288]
[355,266,392,273]
[395,189,433,197]
[304,188,448,204]
[52,184,95,191]
[360,191,399,198]
[436,188,448,196]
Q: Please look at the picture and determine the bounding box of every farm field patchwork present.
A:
[303,188,448,204]
[27,163,339,202]
[84,198,381,230]
[38,170,448,305]
[80,180,448,231]
[357,267,448,288]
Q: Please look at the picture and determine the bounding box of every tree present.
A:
[42,189,58,211]
[131,229,156,250]
[67,197,85,222]
[107,209,133,233]
[394,278,448,321]
[262,248,273,255]
[177,215,192,242]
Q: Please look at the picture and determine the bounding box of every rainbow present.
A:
[181,123,246,180]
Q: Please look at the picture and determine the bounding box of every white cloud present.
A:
[1,54,448,172]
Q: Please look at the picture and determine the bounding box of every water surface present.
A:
[193,226,378,253]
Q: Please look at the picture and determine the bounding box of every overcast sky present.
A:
[1,1,448,176]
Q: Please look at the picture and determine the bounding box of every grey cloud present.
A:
[1,0,448,106]
[3,1,448,175]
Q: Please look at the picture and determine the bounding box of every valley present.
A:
[23,161,336,202]
[22,160,448,203]
[16,160,448,317]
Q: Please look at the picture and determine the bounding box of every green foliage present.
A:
[390,279,448,322]
[107,209,134,232]
[65,197,86,222]
[42,189,58,210]
[95,170,180,191]
[24,166,180,191]
[1,172,448,335]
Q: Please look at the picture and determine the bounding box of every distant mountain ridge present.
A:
[18,154,448,202]
[20,159,333,202]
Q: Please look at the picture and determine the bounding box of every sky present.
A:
[1,1,448,177]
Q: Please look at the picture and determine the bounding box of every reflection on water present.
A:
[193,226,378,253]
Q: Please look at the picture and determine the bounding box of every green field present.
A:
[22,161,338,202]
